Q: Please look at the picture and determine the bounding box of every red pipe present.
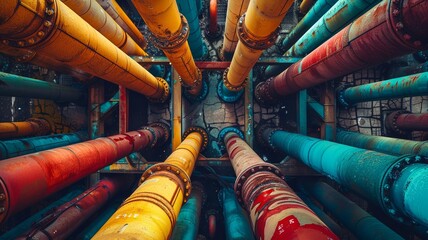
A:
[223,131,338,240]
[0,123,169,223]
[208,214,216,239]
[18,177,129,240]
[255,0,428,104]
[386,111,428,135]
[209,0,218,35]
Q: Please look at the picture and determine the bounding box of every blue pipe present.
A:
[177,0,207,59]
[300,181,403,240]
[338,72,428,107]
[265,128,428,226]
[0,131,88,160]
[336,128,428,157]
[286,0,381,57]
[219,188,254,240]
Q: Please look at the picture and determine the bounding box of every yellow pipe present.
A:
[0,119,51,139]
[225,0,293,90]
[132,0,202,95]
[220,0,250,60]
[300,0,315,14]
[61,0,147,56]
[0,0,169,102]
[92,127,208,239]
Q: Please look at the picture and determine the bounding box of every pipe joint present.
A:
[148,14,190,50]
[337,88,352,108]
[146,77,170,103]
[183,127,208,151]
[223,67,248,91]
[183,79,209,102]
[143,122,170,148]
[237,13,280,50]
[255,78,279,105]
[0,180,8,223]
[255,123,280,150]
[27,118,51,136]
[218,127,244,153]
[385,110,411,136]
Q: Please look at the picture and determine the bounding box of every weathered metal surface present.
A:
[321,83,336,141]
[0,118,51,140]
[387,112,428,133]
[297,90,308,135]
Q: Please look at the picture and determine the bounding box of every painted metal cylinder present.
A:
[223,130,338,240]
[338,72,428,107]
[0,123,168,223]
[0,118,51,140]
[0,0,169,102]
[255,0,428,104]
[300,181,403,240]
[386,111,428,134]
[300,0,315,13]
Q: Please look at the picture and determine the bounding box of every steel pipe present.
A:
[18,177,129,240]
[386,111,428,135]
[92,127,208,239]
[0,0,169,102]
[0,122,169,223]
[0,71,83,102]
[221,128,338,240]
[96,0,147,49]
[255,0,428,104]
[300,181,403,240]
[336,128,428,157]
[300,0,315,13]
[0,118,51,140]
[132,0,204,98]
[0,131,88,160]
[338,72,428,107]
[261,127,428,226]
[205,0,221,40]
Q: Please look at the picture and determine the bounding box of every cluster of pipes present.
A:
[0,0,427,238]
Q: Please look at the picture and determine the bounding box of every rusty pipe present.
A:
[0,122,169,223]
[61,0,147,56]
[92,127,208,239]
[300,0,316,13]
[221,128,338,240]
[255,0,428,104]
[0,0,169,102]
[0,118,51,140]
[386,111,428,135]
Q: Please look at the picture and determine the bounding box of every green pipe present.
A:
[336,128,428,157]
[286,0,381,57]
[300,181,403,240]
[338,72,428,107]
[219,188,254,240]
[0,71,83,102]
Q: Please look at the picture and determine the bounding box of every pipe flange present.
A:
[15,50,37,63]
[337,90,351,108]
[254,78,278,106]
[0,0,56,48]
[385,110,411,136]
[140,162,192,202]
[179,69,203,89]
[192,181,207,205]
[234,163,285,206]
[205,24,223,41]
[141,126,158,148]
[147,78,170,103]
[217,81,244,103]
[237,13,280,50]
[183,79,209,102]
[380,155,428,224]
[148,121,170,147]
[148,14,190,50]
[183,127,209,152]
[388,0,428,49]
[27,118,51,135]
[0,179,9,223]
[255,123,279,150]
[218,127,244,153]
[222,68,247,91]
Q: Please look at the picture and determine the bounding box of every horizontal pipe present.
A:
[0,123,168,223]
[255,0,428,104]
[336,128,428,157]
[0,118,51,140]
[0,131,88,160]
[18,177,129,240]
[0,71,83,102]
[386,111,428,135]
[301,181,403,240]
[222,129,338,239]
[264,128,428,226]
[338,72,428,107]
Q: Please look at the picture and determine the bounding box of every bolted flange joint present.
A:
[254,78,279,106]
[183,126,209,152]
[148,14,190,50]
[147,78,170,103]
[255,123,279,150]
[0,179,8,223]
[141,121,170,148]
[237,13,280,50]
[27,118,51,135]
[182,71,209,102]
[385,110,411,136]
[222,67,247,91]
[218,127,244,153]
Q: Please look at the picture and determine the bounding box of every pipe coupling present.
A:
[237,13,280,50]
[385,110,410,136]
[255,123,280,150]
[27,118,51,135]
[179,68,202,90]
[147,78,170,103]
[142,121,170,148]
[182,126,209,151]
[223,67,248,91]
[255,78,279,105]
[148,14,190,50]
[0,179,8,223]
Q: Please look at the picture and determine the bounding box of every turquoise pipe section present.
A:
[269,130,428,226]
[339,72,428,107]
[286,0,381,57]
[219,188,254,240]
[336,128,428,157]
[177,0,206,59]
[0,71,83,102]
[0,132,88,160]
[300,181,403,240]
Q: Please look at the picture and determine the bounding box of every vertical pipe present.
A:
[0,118,51,140]
[221,128,338,240]
[255,0,428,104]
[208,0,219,35]
[92,127,208,239]
[0,123,169,223]
[0,0,169,102]
[386,111,428,135]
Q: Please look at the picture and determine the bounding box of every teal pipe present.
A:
[286,0,381,57]
[219,188,254,240]
[336,128,428,157]
[338,72,428,107]
[0,131,88,160]
[177,0,206,59]
[300,181,403,240]
[264,128,428,226]
[171,182,204,240]
[0,71,83,102]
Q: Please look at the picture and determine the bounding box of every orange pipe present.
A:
[300,0,315,14]
[62,0,147,56]
[0,118,51,140]
[0,0,169,102]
